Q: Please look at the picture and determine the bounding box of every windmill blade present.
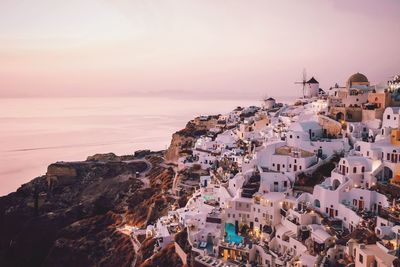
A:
[303,68,307,82]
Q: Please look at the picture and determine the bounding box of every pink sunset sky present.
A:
[0,0,399,99]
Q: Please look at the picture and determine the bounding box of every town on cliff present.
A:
[1,73,400,267]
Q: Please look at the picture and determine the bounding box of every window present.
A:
[361,166,365,172]
[290,135,293,139]
[353,167,357,173]
[367,151,369,157]
[335,210,338,216]
[387,115,391,119]
[284,181,288,187]
[359,254,363,263]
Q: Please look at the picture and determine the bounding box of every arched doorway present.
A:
[332,179,341,190]
[336,112,344,122]
[378,166,393,184]
[314,199,321,208]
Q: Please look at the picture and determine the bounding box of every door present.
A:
[329,208,334,217]
[358,200,364,210]
[277,164,280,172]
[274,182,278,192]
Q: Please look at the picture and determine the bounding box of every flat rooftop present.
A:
[275,146,314,158]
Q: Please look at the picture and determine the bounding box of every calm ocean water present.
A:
[0,96,263,196]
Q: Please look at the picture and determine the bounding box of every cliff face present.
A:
[0,152,175,267]
[165,117,218,163]
[165,132,195,163]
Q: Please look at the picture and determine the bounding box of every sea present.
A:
[0,96,267,196]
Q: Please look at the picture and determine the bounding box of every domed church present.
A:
[346,72,370,89]
[328,73,373,123]
[328,72,400,124]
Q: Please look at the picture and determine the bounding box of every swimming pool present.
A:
[225,223,243,244]
[203,194,213,201]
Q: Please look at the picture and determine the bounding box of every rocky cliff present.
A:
[165,116,219,163]
[0,152,176,267]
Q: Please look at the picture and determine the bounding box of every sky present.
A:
[0,0,399,100]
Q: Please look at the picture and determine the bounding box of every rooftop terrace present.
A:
[275,146,314,158]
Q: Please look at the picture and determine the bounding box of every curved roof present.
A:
[347,72,369,85]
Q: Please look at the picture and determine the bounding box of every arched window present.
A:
[361,166,365,172]
[314,199,321,208]
[353,167,357,173]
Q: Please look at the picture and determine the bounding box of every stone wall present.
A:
[319,115,342,137]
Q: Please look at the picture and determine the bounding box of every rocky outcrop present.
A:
[139,243,183,267]
[0,152,175,267]
[86,152,121,162]
[46,163,78,187]
[165,117,218,163]
[165,131,195,163]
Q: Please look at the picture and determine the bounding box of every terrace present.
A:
[275,146,315,158]
[379,206,400,225]
[195,255,238,267]
[240,173,260,198]
[342,199,376,218]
